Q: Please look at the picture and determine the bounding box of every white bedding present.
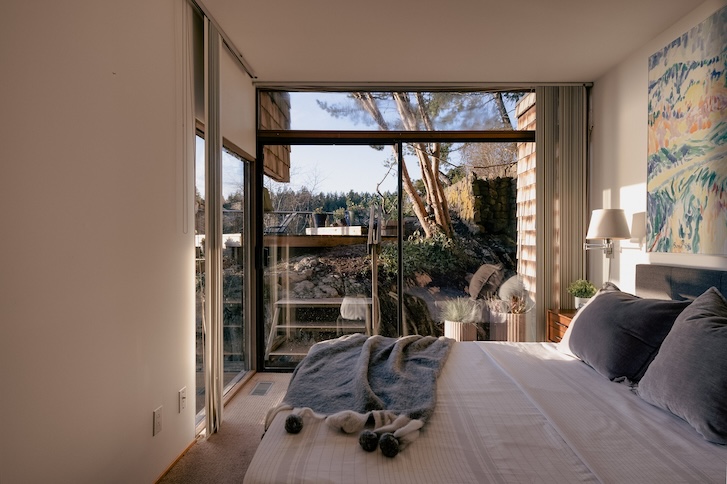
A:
[244,342,727,483]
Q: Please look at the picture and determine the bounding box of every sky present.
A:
[196,92,400,199]
[197,91,520,198]
[281,92,402,195]
[282,92,521,195]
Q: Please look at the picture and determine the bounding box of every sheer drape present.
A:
[535,86,588,340]
[203,18,224,436]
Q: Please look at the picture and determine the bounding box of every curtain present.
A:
[535,86,588,341]
[204,18,224,436]
[177,0,195,236]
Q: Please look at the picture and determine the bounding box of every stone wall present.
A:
[446,174,517,238]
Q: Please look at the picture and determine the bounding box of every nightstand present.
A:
[547,309,577,343]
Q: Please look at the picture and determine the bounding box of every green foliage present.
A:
[567,279,597,298]
[332,207,346,222]
[267,184,391,217]
[379,231,477,283]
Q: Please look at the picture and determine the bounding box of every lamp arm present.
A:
[583,242,606,250]
[583,239,615,258]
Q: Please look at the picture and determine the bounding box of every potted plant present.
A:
[440,297,478,342]
[332,207,347,226]
[312,207,327,228]
[486,293,533,342]
[567,279,597,308]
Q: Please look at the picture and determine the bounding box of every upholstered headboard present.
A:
[635,264,727,300]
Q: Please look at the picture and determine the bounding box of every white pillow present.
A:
[556,291,599,358]
[498,275,524,301]
[340,296,369,320]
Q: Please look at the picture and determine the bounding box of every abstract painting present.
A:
[647,5,727,254]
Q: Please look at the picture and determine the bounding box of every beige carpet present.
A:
[158,372,290,484]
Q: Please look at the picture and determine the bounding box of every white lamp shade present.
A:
[586,209,631,240]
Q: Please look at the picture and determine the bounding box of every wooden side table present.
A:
[547,309,577,343]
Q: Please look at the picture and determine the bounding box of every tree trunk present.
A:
[393,93,452,237]
[495,92,513,128]
[353,92,452,238]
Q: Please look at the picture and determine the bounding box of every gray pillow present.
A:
[557,284,619,358]
[637,287,727,444]
[568,291,691,381]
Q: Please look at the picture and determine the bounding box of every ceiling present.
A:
[202,0,704,87]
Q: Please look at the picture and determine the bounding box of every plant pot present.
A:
[489,311,527,342]
[575,297,591,309]
[506,313,527,342]
[312,213,327,228]
[444,320,477,342]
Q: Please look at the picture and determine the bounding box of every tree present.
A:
[318,91,521,238]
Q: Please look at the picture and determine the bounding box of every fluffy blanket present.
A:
[266,333,453,453]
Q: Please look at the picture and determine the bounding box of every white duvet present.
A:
[244,342,727,483]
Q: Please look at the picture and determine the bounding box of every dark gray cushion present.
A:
[557,283,621,358]
[568,291,690,381]
[638,287,727,444]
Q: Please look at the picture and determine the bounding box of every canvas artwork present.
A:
[647,5,727,254]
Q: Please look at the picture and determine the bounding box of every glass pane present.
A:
[194,136,249,420]
[260,91,528,131]
[258,90,538,360]
[263,145,399,369]
[221,148,247,389]
[194,135,205,418]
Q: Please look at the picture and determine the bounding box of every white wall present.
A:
[590,0,727,293]
[0,1,197,481]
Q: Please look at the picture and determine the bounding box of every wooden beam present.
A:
[258,129,535,145]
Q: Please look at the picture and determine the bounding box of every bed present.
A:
[244,264,727,483]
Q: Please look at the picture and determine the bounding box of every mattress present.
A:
[244,342,727,483]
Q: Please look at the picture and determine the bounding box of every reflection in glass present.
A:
[261,91,527,131]
[194,136,249,419]
[262,145,399,369]
[258,90,538,369]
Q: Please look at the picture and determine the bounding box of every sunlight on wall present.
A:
[618,183,648,292]
[598,188,612,208]
[589,184,650,292]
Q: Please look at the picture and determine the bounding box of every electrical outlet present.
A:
[179,387,186,412]
[153,406,163,436]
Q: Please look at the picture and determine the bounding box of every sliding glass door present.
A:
[195,135,250,419]
[257,90,539,368]
[262,144,401,368]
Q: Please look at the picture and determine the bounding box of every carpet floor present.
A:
[158,372,290,484]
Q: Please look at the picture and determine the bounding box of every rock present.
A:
[293,280,315,296]
[288,269,313,283]
[315,284,339,298]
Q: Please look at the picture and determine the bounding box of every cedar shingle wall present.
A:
[516,93,536,303]
[259,91,291,182]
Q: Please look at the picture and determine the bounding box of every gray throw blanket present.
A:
[267,333,453,451]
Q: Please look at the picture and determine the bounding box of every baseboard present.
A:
[154,437,199,483]
[158,370,258,481]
